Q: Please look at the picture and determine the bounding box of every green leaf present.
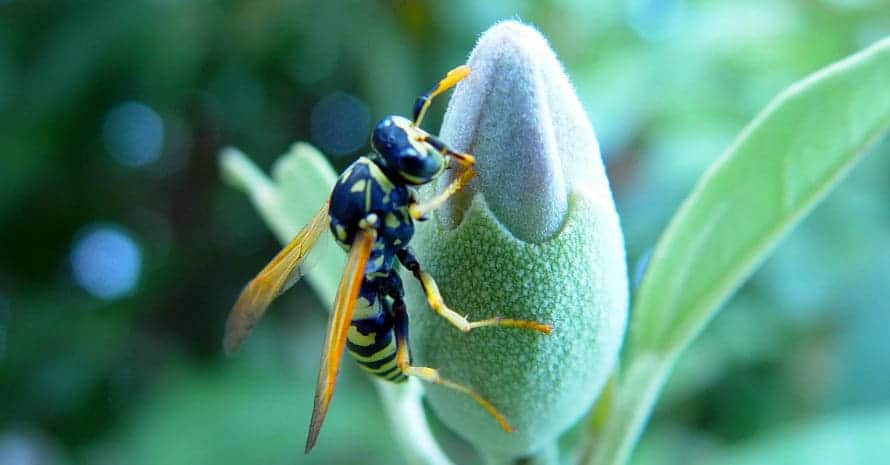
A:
[632,35,890,355]
[588,35,890,465]
[220,143,343,304]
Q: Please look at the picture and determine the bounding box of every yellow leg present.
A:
[392,309,514,433]
[408,167,476,221]
[412,268,552,334]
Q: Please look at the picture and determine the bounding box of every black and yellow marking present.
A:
[346,316,407,383]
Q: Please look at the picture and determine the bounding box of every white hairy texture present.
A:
[438,21,609,243]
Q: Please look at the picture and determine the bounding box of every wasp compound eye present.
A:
[395,150,445,185]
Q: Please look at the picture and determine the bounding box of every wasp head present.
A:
[370,115,445,185]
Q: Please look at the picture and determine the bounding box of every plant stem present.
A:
[582,352,673,465]
[220,147,290,235]
[375,379,457,465]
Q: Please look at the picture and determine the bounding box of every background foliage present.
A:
[1,1,889,464]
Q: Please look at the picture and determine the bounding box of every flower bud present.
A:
[406,21,629,459]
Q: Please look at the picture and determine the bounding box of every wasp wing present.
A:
[305,228,375,453]
[223,202,330,355]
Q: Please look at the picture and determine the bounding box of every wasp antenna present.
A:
[412,65,471,126]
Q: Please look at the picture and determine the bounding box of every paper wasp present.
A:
[224,65,552,452]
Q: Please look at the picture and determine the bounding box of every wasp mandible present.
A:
[223,65,552,453]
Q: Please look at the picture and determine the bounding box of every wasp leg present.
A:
[408,167,476,221]
[412,65,470,126]
[419,134,476,167]
[390,296,514,432]
[396,248,552,334]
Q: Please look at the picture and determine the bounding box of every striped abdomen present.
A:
[346,301,407,383]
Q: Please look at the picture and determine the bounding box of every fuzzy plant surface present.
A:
[406,21,628,462]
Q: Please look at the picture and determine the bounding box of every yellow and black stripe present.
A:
[345,299,407,383]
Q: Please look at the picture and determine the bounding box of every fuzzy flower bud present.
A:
[406,21,629,460]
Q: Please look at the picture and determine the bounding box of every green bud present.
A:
[406,21,629,459]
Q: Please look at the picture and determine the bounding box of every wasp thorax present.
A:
[371,115,445,186]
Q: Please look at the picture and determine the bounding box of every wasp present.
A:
[223,65,552,453]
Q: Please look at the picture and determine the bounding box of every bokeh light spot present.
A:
[310,91,370,157]
[102,101,164,167]
[0,432,55,465]
[70,224,141,300]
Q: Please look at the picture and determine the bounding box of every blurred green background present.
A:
[1,1,889,464]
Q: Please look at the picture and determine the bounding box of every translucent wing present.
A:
[305,228,375,453]
[223,202,330,355]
